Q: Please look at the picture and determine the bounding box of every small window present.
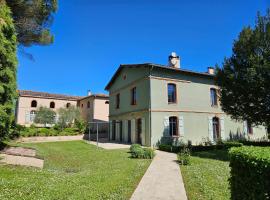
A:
[31,100,37,108]
[66,103,71,108]
[116,93,120,109]
[213,117,220,141]
[247,121,253,135]
[50,102,55,109]
[131,87,137,105]
[105,101,109,104]
[169,117,178,136]
[81,103,84,108]
[168,83,177,103]
[87,101,90,108]
[210,88,218,106]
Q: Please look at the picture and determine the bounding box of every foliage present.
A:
[239,140,270,146]
[0,1,17,140]
[57,106,80,129]
[229,146,270,200]
[34,106,56,126]
[216,10,270,127]
[177,147,191,165]
[74,118,87,133]
[20,126,81,137]
[0,141,151,199]
[5,0,58,47]
[130,144,155,159]
[181,150,230,200]
[223,141,243,149]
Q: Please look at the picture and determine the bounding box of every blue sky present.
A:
[17,0,269,96]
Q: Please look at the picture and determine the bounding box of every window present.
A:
[169,116,178,136]
[112,120,116,140]
[210,88,218,106]
[247,121,253,135]
[131,87,137,105]
[168,83,177,103]
[116,93,120,109]
[31,100,37,108]
[81,104,84,108]
[105,101,109,104]
[66,103,71,108]
[87,101,90,108]
[213,117,220,141]
[30,110,36,122]
[50,102,55,109]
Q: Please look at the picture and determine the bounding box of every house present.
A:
[15,90,109,126]
[105,53,267,146]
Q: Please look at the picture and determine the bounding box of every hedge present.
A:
[240,140,270,147]
[229,146,270,200]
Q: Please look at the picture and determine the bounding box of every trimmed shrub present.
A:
[240,140,270,147]
[177,147,191,165]
[229,146,270,200]
[130,145,144,158]
[143,148,155,159]
[223,141,243,149]
[130,144,141,152]
[130,144,155,159]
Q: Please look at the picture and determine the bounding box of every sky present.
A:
[17,0,269,97]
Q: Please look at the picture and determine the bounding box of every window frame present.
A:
[167,83,177,104]
[169,116,179,137]
[210,88,218,107]
[131,87,137,105]
[116,93,120,109]
[87,101,90,108]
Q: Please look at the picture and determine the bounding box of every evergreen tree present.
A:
[216,9,270,128]
[0,0,17,139]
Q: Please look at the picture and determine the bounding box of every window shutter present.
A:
[141,118,145,145]
[164,116,169,136]
[243,121,248,135]
[25,111,30,123]
[208,116,213,142]
[178,116,184,136]
[220,117,225,140]
[131,119,136,143]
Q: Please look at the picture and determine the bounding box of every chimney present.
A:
[207,67,215,75]
[87,90,92,96]
[168,52,180,68]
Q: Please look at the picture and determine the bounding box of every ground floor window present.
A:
[169,116,178,136]
[247,121,253,135]
[213,117,220,141]
[30,110,36,122]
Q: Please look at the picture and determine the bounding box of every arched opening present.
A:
[31,100,37,108]
[66,103,71,108]
[87,101,90,108]
[105,101,109,104]
[213,117,220,141]
[169,116,178,136]
[50,101,55,109]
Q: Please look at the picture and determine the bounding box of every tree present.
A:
[34,107,56,127]
[0,1,17,139]
[5,0,58,47]
[57,106,81,129]
[216,9,270,128]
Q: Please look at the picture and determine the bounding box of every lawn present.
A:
[181,150,230,200]
[0,141,151,200]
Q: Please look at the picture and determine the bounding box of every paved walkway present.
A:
[130,150,187,200]
[87,141,131,149]
[0,154,44,168]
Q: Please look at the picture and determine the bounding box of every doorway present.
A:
[137,118,142,144]
[212,117,220,141]
[128,120,131,143]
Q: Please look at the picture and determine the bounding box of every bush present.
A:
[240,140,270,147]
[223,141,243,149]
[177,147,191,165]
[229,146,270,200]
[130,144,155,159]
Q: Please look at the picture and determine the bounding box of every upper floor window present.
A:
[169,116,178,136]
[247,121,253,135]
[66,103,71,108]
[210,88,218,106]
[116,93,120,109]
[87,101,90,108]
[168,83,177,103]
[50,101,55,109]
[131,87,137,105]
[31,100,37,108]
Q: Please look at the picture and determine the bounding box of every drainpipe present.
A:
[149,65,154,147]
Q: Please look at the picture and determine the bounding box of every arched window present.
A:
[31,100,37,108]
[210,88,218,106]
[169,116,178,136]
[105,101,109,104]
[87,101,90,108]
[81,103,84,108]
[168,83,177,103]
[213,117,220,141]
[50,101,55,109]
[66,103,71,108]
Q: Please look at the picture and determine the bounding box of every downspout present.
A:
[149,65,154,147]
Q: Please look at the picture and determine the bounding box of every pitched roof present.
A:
[18,90,82,101]
[79,93,109,101]
[105,63,214,90]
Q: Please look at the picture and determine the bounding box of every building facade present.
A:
[105,54,267,147]
[16,90,109,126]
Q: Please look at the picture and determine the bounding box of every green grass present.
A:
[181,150,230,200]
[0,141,151,200]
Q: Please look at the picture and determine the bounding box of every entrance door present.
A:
[213,117,220,141]
[128,120,131,143]
[137,119,142,144]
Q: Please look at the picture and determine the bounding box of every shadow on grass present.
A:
[0,141,9,151]
[191,149,229,161]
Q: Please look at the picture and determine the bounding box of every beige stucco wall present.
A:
[79,96,95,122]
[93,98,109,122]
[16,96,77,126]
